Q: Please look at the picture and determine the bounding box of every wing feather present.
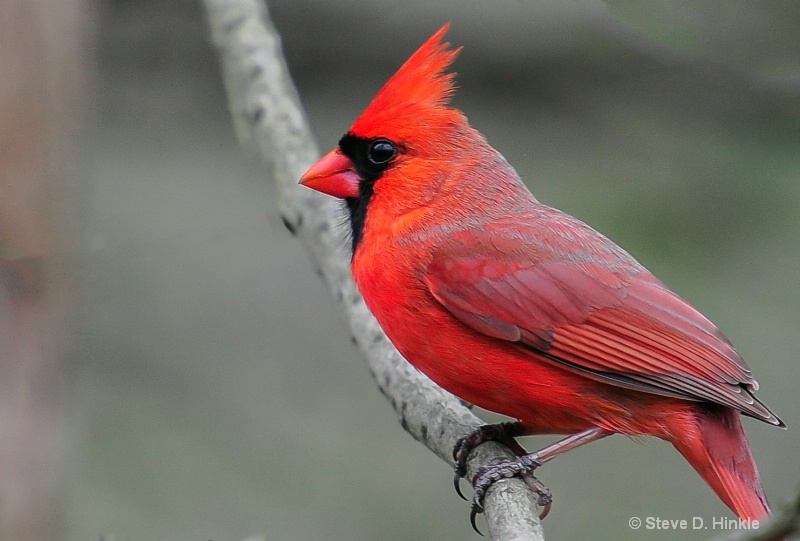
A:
[425,227,782,426]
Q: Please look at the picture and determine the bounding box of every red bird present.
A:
[300,24,783,527]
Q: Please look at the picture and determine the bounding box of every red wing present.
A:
[425,234,782,426]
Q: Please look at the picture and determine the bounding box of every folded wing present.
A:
[424,226,783,426]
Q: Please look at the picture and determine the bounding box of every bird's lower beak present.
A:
[299,149,360,199]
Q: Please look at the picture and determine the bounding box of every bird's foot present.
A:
[452,421,528,500]
[455,426,608,533]
[469,454,553,534]
[452,422,552,534]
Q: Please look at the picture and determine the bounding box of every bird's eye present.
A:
[367,139,397,165]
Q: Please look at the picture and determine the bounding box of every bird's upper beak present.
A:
[299,149,360,199]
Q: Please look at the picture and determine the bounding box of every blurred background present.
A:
[1,0,798,540]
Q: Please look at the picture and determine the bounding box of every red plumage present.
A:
[300,24,783,522]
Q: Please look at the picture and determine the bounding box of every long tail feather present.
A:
[670,405,770,520]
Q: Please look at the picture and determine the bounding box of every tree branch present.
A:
[201,0,545,539]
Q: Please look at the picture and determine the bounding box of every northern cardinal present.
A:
[300,24,783,527]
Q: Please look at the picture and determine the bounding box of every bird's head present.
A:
[300,24,468,202]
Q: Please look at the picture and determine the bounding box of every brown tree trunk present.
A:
[0,1,88,538]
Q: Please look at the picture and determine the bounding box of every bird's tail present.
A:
[669,405,771,520]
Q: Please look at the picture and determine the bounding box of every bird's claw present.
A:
[452,434,472,501]
[454,467,468,501]
[467,454,551,535]
[452,422,526,502]
[469,504,485,536]
[525,474,553,520]
[451,423,552,534]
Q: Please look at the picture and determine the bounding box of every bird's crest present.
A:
[350,24,462,139]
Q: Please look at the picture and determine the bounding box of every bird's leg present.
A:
[468,426,610,533]
[453,421,530,500]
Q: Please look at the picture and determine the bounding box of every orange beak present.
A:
[299,149,361,199]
